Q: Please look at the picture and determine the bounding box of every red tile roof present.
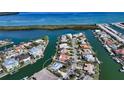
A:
[114,49,124,54]
[59,54,70,63]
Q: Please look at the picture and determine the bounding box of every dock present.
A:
[112,23,124,29]
[94,26,124,72]
[97,24,124,43]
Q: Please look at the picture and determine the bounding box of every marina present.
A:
[112,22,124,30]
[95,24,124,73]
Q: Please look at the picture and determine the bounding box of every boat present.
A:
[22,76,29,80]
[112,57,121,63]
[119,66,124,72]
[103,45,114,55]
[120,69,124,72]
[96,58,101,64]
[122,66,124,69]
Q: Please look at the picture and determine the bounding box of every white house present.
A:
[35,39,44,44]
[66,34,72,39]
[61,35,67,42]
[83,54,95,62]
[51,62,63,71]
[59,43,70,49]
[2,58,19,72]
[29,45,44,58]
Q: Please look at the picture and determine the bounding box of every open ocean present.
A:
[0,12,124,26]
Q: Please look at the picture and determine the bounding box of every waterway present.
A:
[85,31,124,80]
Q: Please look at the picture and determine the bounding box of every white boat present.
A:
[120,69,124,72]
[119,67,124,72]
[122,66,124,69]
[22,76,29,80]
[96,58,101,64]
[113,57,121,63]
[104,45,114,55]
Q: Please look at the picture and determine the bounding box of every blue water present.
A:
[0,12,124,26]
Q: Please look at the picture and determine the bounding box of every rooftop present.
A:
[84,63,95,74]
[30,68,59,80]
[59,54,70,63]
[3,58,19,67]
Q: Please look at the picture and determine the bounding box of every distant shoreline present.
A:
[0,12,19,16]
[0,24,99,31]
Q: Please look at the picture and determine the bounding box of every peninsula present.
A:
[0,36,49,78]
[0,24,99,31]
[29,33,100,80]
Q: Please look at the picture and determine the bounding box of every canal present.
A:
[0,29,124,80]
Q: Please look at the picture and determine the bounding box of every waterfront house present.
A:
[80,40,87,45]
[34,39,44,44]
[79,39,87,45]
[83,54,95,62]
[82,49,92,55]
[59,54,70,63]
[66,34,72,39]
[73,34,79,38]
[114,49,124,55]
[84,63,95,75]
[109,44,117,50]
[73,33,83,38]
[100,34,108,38]
[2,58,19,72]
[29,45,44,59]
[15,46,27,54]
[105,39,113,45]
[5,50,17,59]
[78,33,83,36]
[50,62,63,71]
[23,42,32,47]
[80,44,90,49]
[60,48,68,54]
[60,35,68,42]
[15,54,31,65]
[59,43,70,49]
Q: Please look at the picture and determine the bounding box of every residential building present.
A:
[2,58,19,72]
